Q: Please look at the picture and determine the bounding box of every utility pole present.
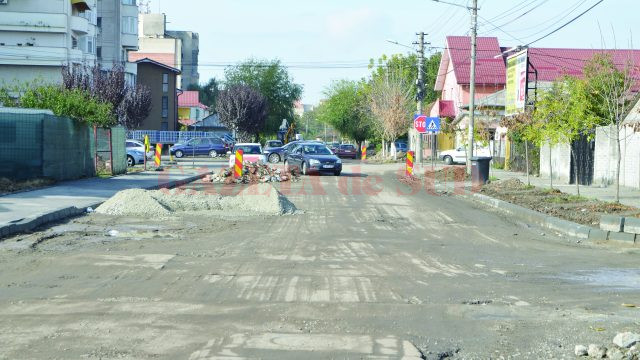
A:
[415,32,425,165]
[466,0,478,174]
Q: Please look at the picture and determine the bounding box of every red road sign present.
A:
[414,115,427,133]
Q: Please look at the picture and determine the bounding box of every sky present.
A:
[147,0,640,104]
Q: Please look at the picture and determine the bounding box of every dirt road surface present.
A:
[1,163,639,359]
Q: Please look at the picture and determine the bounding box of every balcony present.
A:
[70,15,90,35]
[121,33,138,49]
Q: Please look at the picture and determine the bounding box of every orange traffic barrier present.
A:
[361,145,367,161]
[154,143,162,167]
[406,150,414,176]
[234,149,244,178]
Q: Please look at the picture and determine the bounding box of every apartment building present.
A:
[96,0,139,85]
[0,0,99,84]
[129,13,200,89]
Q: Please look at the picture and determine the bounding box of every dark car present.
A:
[169,137,228,158]
[264,140,322,163]
[395,141,408,152]
[334,144,357,159]
[284,142,342,176]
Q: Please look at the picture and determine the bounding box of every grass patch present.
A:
[544,194,589,203]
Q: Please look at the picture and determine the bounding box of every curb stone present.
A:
[609,231,636,244]
[466,193,597,241]
[600,215,625,232]
[0,172,208,240]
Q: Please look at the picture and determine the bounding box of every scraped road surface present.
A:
[1,163,639,359]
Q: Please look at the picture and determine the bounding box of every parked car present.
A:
[126,140,154,158]
[328,142,340,152]
[334,144,358,159]
[228,143,267,167]
[263,140,321,163]
[169,137,228,158]
[126,148,145,167]
[265,140,283,149]
[440,146,491,165]
[394,141,408,153]
[284,142,342,176]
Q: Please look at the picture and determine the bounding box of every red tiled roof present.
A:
[128,52,176,68]
[527,48,640,82]
[447,36,506,85]
[438,100,456,118]
[178,91,200,107]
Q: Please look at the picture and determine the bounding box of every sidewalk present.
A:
[0,166,210,238]
[491,168,640,208]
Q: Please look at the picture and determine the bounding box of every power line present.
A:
[524,0,604,46]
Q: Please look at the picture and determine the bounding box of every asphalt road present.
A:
[1,163,639,359]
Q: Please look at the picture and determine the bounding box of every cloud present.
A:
[326,7,376,38]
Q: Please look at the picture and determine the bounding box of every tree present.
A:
[216,85,268,142]
[19,85,115,127]
[224,59,303,135]
[117,84,153,129]
[369,68,414,159]
[62,64,152,128]
[583,53,637,203]
[187,78,219,109]
[369,52,441,107]
[316,80,373,156]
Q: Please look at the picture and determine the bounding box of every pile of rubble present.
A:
[575,332,640,359]
[203,162,301,184]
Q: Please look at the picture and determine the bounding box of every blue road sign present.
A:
[426,117,440,133]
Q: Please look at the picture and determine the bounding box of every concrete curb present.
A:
[466,192,598,241]
[0,172,208,240]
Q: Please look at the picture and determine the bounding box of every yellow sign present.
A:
[144,135,150,153]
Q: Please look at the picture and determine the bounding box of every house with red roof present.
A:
[178,91,210,127]
[428,35,640,180]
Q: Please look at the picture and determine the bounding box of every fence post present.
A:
[108,128,113,175]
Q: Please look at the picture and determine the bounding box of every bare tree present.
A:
[584,53,638,202]
[117,84,152,129]
[369,69,413,159]
[216,85,268,142]
[62,64,151,128]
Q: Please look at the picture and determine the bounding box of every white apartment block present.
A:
[96,0,139,85]
[0,0,99,84]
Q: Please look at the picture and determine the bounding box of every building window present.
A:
[124,73,136,86]
[97,17,102,29]
[122,0,136,5]
[72,37,78,49]
[161,122,168,131]
[162,96,168,118]
[121,16,137,35]
[96,46,102,58]
[162,73,169,93]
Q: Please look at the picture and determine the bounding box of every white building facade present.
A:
[96,0,139,85]
[0,0,99,84]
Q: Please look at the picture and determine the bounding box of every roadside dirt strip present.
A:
[1,164,639,359]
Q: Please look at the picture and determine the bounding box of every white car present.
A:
[126,140,154,159]
[228,143,267,167]
[440,146,491,165]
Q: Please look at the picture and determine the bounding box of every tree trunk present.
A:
[615,125,622,203]
[524,140,530,186]
[382,139,386,158]
[571,146,580,196]
[549,143,553,189]
[356,140,362,159]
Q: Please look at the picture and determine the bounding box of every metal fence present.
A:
[127,130,234,145]
[0,109,127,181]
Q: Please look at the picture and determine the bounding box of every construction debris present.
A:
[203,163,301,184]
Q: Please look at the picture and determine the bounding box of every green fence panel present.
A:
[111,126,127,175]
[0,112,44,180]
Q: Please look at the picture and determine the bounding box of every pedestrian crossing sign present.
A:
[426,117,440,133]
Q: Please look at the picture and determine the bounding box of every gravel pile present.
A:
[96,184,297,217]
[203,163,301,184]
[575,331,640,359]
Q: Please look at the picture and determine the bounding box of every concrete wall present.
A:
[594,125,640,188]
[539,141,571,183]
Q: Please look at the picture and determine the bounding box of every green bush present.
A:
[19,85,115,127]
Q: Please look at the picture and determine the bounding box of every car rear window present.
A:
[267,141,282,147]
[341,145,355,150]
[234,145,262,154]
